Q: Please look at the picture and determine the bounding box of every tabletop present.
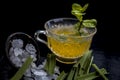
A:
[0,49,120,80]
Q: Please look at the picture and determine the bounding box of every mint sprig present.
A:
[71,3,89,22]
[71,3,97,35]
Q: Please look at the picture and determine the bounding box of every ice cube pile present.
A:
[9,38,60,80]
[23,59,60,80]
[9,39,37,67]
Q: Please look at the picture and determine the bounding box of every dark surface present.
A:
[0,50,120,80]
[0,0,120,80]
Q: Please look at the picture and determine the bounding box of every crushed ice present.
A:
[23,59,60,80]
[9,39,37,67]
[9,39,60,80]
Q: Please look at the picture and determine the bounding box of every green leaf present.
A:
[82,3,89,12]
[72,3,82,11]
[10,56,33,80]
[71,10,85,16]
[71,3,97,36]
[44,53,56,75]
[73,50,92,68]
[49,53,56,75]
[86,56,94,74]
[71,3,86,22]
[82,53,93,74]
[77,68,108,80]
[67,67,76,80]
[73,67,79,80]
[82,19,97,28]
[92,64,109,80]
[78,50,92,75]
[57,71,67,80]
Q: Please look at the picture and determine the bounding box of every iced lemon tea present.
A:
[47,26,92,63]
[34,18,96,64]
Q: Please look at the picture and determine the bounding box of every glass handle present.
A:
[34,30,48,45]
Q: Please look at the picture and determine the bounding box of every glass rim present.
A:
[44,17,97,38]
[44,17,78,23]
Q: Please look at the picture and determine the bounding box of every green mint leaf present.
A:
[71,10,85,16]
[82,3,89,12]
[72,3,82,11]
[82,19,97,28]
[71,3,85,22]
[72,3,88,21]
[71,3,97,35]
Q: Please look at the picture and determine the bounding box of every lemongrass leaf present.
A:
[67,67,76,80]
[57,71,67,80]
[92,64,108,80]
[10,56,33,80]
[79,50,92,75]
[77,68,108,80]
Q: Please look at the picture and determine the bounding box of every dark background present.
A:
[1,0,120,54]
[0,0,120,80]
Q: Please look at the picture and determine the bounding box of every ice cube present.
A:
[33,69,47,76]
[50,74,59,80]
[14,48,23,56]
[30,55,37,61]
[41,76,50,80]
[10,55,22,67]
[25,44,36,54]
[37,64,44,70]
[34,75,42,80]
[42,59,47,67]
[11,39,23,48]
[24,67,32,77]
[31,62,37,68]
[54,66,60,75]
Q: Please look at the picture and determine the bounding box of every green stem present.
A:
[78,21,83,32]
[92,64,108,80]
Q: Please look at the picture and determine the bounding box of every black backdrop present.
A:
[0,0,120,79]
[1,0,120,55]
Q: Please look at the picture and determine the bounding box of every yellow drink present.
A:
[35,18,96,64]
[47,26,92,63]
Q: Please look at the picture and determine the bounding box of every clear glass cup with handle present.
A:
[34,18,97,64]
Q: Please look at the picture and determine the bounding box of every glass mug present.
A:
[34,18,97,64]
